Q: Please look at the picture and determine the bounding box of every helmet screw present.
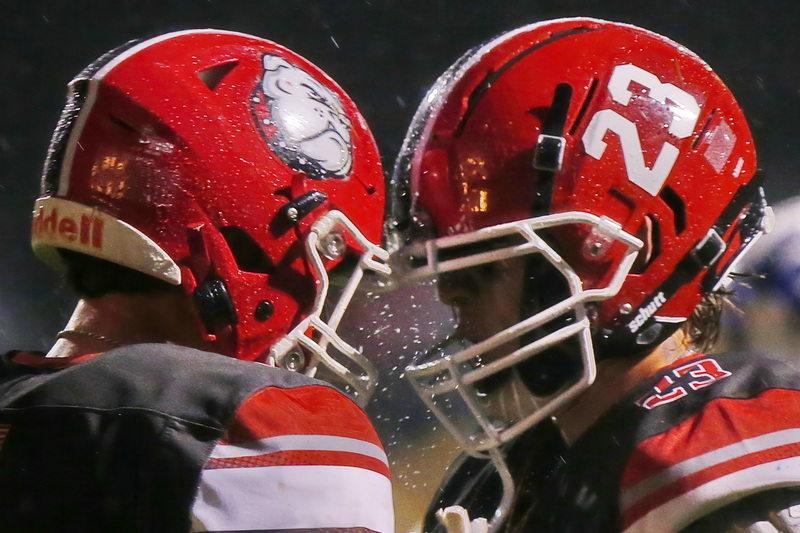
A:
[587,241,605,257]
[285,206,299,221]
[319,231,347,260]
[254,301,274,322]
[620,303,633,315]
[277,347,306,372]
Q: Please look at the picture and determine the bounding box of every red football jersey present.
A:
[0,344,394,532]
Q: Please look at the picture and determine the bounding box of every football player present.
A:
[0,30,394,532]
[387,17,797,532]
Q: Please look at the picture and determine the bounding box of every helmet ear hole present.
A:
[219,226,274,274]
[631,215,661,274]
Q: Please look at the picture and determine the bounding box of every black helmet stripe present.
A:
[40,38,143,197]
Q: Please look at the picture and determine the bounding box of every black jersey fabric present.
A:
[424,351,800,532]
[0,344,338,532]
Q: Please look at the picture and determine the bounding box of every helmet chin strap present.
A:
[531,82,573,215]
[596,178,770,359]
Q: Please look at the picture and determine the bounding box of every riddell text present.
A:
[32,207,104,248]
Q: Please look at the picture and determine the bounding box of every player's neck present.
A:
[554,330,693,444]
[47,293,220,358]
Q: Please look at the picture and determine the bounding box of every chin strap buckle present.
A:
[533,134,566,172]
[691,229,726,268]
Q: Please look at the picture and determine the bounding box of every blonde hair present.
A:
[684,289,728,353]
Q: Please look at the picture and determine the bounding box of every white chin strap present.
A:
[269,210,390,407]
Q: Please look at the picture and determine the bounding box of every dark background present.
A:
[2,1,798,350]
[3,3,799,529]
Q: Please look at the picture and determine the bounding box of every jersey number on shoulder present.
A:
[638,358,732,410]
[582,63,701,196]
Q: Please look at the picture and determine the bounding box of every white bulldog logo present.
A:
[253,54,353,180]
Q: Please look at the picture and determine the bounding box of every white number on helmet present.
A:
[582,63,700,196]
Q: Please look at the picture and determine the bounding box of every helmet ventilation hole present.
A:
[198,61,239,91]
[219,226,274,274]
[692,108,717,148]
[659,185,687,234]
[108,114,139,134]
[609,187,636,212]
[569,77,599,136]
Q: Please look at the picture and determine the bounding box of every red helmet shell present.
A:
[33,30,385,362]
[399,18,762,354]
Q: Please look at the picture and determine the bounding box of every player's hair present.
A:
[59,249,181,298]
[683,289,728,353]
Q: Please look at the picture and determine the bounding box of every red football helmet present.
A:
[389,18,770,455]
[31,29,389,404]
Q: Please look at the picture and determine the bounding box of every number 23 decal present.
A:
[582,63,700,196]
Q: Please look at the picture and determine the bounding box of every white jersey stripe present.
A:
[192,464,394,532]
[209,433,389,466]
[621,427,800,510]
[623,455,800,533]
